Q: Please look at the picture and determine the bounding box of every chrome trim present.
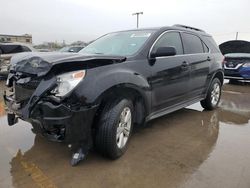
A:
[148,30,211,59]
[224,76,244,80]
[224,63,243,70]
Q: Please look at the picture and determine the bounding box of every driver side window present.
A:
[153,32,184,55]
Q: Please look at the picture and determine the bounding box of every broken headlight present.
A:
[51,70,86,97]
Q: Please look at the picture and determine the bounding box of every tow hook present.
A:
[7,113,18,126]
[70,148,88,166]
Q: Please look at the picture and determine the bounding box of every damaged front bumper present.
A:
[4,87,98,148]
[30,100,98,145]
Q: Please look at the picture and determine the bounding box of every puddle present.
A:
[0,81,249,188]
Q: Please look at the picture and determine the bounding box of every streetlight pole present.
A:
[132,12,143,28]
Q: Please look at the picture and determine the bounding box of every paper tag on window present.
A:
[131,33,151,38]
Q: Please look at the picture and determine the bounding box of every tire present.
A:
[200,78,221,110]
[95,98,134,159]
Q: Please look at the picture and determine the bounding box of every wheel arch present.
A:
[204,70,224,97]
[212,70,224,85]
[94,83,150,126]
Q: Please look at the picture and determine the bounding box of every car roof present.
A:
[114,25,211,37]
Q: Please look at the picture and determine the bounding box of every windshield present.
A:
[79,30,154,56]
[59,47,71,52]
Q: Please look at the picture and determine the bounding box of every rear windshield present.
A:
[0,44,31,54]
[80,30,154,56]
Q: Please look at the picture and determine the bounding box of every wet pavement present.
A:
[0,80,250,188]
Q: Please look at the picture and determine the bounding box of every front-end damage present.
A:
[4,53,126,165]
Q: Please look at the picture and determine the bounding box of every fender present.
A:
[72,66,151,112]
[203,69,224,96]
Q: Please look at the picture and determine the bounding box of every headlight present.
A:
[51,70,86,97]
[242,63,250,67]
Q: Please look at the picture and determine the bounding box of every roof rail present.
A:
[173,24,205,32]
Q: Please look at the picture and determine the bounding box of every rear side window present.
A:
[202,42,209,53]
[153,32,183,55]
[182,33,204,54]
[203,36,220,53]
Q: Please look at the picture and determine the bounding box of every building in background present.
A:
[0,34,32,44]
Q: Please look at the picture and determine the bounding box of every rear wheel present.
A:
[201,78,221,110]
[95,98,134,159]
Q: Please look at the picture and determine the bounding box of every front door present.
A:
[149,31,190,112]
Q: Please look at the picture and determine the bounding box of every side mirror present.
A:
[151,46,177,58]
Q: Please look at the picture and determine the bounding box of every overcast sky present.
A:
[1,0,250,44]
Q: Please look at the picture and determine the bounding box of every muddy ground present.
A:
[0,80,250,188]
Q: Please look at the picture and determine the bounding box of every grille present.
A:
[14,79,41,102]
[14,84,35,102]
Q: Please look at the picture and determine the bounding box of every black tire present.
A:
[95,98,134,159]
[201,78,221,110]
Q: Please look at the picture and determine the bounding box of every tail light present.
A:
[222,56,226,66]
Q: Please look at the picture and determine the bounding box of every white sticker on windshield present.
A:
[130,33,151,38]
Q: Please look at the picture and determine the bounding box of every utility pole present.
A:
[236,32,238,40]
[132,12,143,28]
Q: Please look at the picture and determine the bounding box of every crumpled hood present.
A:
[9,52,126,77]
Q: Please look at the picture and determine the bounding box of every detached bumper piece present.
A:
[71,148,88,166]
[4,92,98,166]
[31,101,97,143]
[32,101,98,166]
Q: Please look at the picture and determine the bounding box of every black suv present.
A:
[4,25,224,165]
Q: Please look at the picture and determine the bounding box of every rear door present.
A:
[181,32,210,99]
[150,31,190,112]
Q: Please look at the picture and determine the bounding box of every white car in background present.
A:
[0,42,36,77]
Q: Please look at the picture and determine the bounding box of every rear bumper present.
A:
[4,94,98,148]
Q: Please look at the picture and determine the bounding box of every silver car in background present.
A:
[0,42,36,77]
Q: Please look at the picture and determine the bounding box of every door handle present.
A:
[207,56,211,61]
[181,61,189,70]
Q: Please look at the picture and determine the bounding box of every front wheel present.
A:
[95,98,134,159]
[200,78,222,110]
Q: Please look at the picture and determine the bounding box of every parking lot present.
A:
[0,80,250,188]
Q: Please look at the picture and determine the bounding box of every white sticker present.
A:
[130,33,151,38]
